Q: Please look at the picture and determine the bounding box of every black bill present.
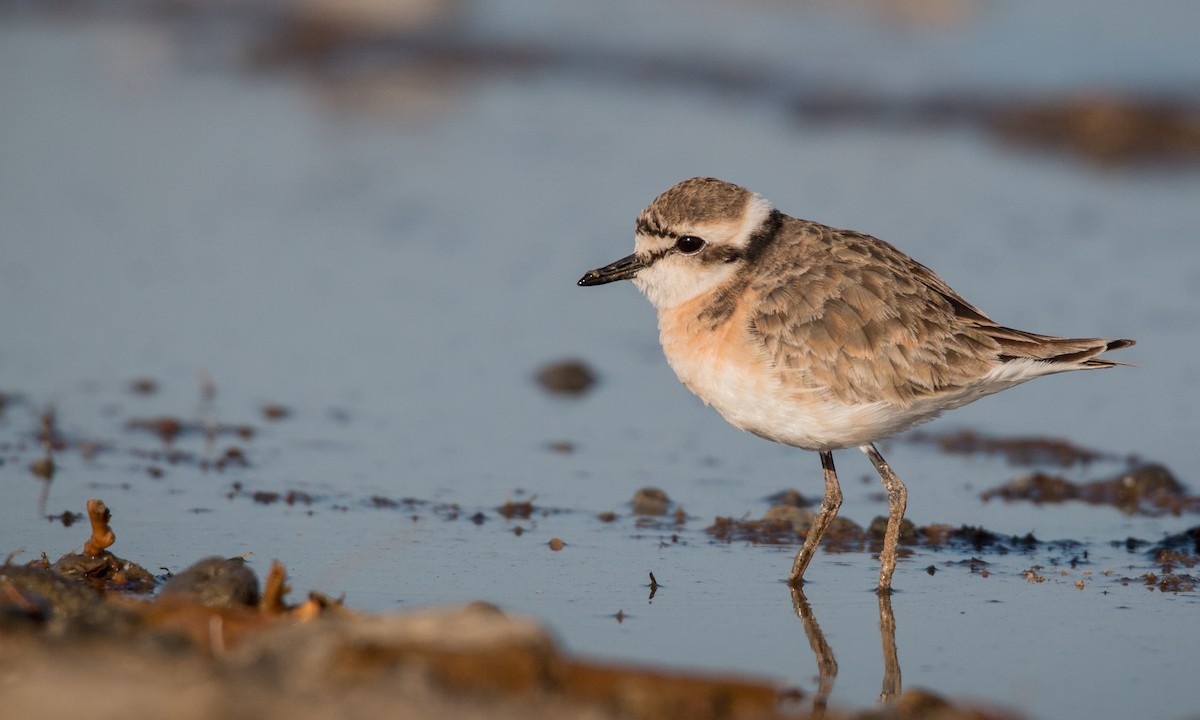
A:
[577,253,646,286]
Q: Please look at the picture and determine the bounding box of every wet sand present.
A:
[3,379,1197,718]
[3,2,1199,718]
[2,497,1026,720]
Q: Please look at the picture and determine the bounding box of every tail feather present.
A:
[1080,338,1136,368]
[993,333,1135,369]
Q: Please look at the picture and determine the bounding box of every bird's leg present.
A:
[789,451,841,586]
[861,443,907,595]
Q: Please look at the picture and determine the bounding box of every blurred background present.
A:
[2,1,1199,718]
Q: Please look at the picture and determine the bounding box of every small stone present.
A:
[764,489,812,508]
[762,505,813,528]
[160,556,260,608]
[129,377,158,395]
[535,360,598,397]
[631,487,671,516]
[30,457,55,480]
[262,403,292,421]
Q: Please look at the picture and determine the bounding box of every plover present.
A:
[579,177,1133,594]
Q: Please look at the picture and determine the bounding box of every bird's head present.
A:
[578,177,776,310]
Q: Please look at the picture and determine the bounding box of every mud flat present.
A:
[2,498,1028,720]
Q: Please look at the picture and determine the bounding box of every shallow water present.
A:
[2,3,1200,719]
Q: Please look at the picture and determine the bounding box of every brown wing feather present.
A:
[747,218,1133,407]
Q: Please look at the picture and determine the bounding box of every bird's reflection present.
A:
[789,586,837,715]
[789,586,901,712]
[877,592,901,703]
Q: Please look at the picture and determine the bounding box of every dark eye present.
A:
[674,236,706,255]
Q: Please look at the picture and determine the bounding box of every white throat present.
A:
[631,194,773,311]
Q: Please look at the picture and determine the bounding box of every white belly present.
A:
[658,310,1021,451]
[665,348,940,450]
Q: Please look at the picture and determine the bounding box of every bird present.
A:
[578,177,1133,594]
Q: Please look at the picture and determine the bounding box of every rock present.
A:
[631,487,671,516]
[160,557,260,609]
